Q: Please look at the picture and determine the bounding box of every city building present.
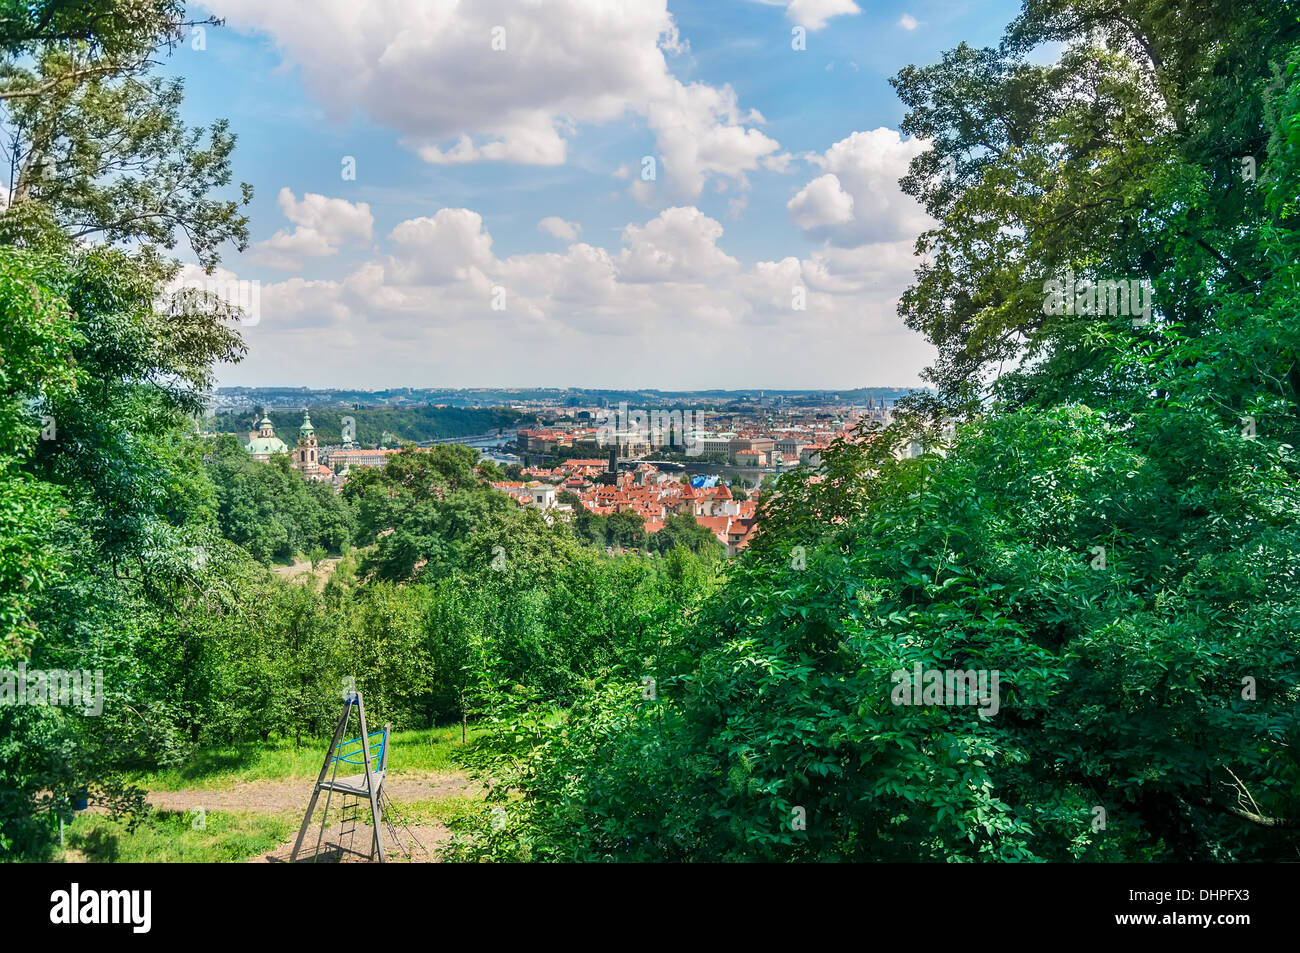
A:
[775,436,805,461]
[327,447,397,470]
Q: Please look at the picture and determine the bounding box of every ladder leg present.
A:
[290,696,353,862]
[367,784,385,862]
[311,783,338,862]
[289,786,324,863]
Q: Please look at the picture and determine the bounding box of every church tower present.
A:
[293,409,319,476]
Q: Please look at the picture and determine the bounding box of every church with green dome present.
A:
[245,412,289,461]
[244,409,338,484]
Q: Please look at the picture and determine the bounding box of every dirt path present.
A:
[251,821,449,863]
[271,556,342,588]
[143,771,475,814]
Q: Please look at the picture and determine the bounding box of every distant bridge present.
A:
[415,431,514,447]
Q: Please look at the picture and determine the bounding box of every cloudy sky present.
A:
[174,0,1021,390]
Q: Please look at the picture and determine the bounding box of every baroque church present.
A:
[244,409,337,484]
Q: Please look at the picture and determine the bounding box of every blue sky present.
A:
[167,0,1025,390]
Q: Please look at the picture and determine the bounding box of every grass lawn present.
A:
[40,720,494,862]
[53,722,487,862]
[61,809,296,863]
[127,723,481,791]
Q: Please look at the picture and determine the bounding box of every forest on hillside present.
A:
[208,405,530,446]
[2,0,1299,864]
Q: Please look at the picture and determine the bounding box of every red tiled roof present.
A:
[694,516,734,543]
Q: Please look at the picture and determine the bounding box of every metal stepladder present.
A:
[291,690,391,863]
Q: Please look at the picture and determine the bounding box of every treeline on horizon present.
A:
[208,405,530,446]
[2,0,1299,864]
[216,384,919,407]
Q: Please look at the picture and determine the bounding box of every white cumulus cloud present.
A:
[784,0,860,31]
[206,0,777,199]
[789,128,932,246]
[538,217,582,241]
[250,188,373,268]
[787,173,855,228]
[617,206,741,283]
[220,199,932,387]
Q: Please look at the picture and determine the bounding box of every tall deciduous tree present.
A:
[891,0,1299,408]
[0,0,248,269]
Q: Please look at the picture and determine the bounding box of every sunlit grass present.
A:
[62,809,295,863]
[389,793,482,828]
[129,723,483,790]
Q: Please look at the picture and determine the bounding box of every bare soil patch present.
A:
[250,820,449,863]
[271,556,342,589]
[142,771,475,814]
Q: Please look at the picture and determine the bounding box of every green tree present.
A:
[604,511,646,550]
[1,1,249,268]
[452,17,1300,866]
[204,437,355,564]
[0,2,253,855]
[651,514,723,557]
[890,0,1299,408]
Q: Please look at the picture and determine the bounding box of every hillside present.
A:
[209,405,532,445]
